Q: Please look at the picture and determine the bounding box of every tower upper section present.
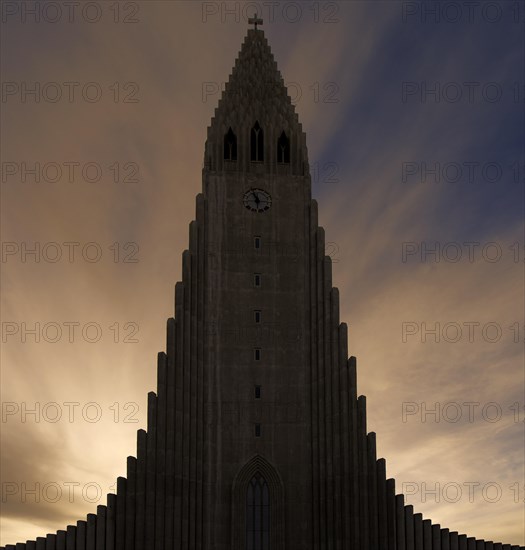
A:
[203,28,309,177]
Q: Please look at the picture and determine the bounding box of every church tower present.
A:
[198,23,394,549]
[3,21,523,550]
[201,22,315,549]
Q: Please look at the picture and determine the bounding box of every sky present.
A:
[0,0,524,546]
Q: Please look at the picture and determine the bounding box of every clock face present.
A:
[243,188,272,212]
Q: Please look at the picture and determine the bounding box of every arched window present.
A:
[277,131,290,164]
[224,127,237,161]
[246,473,270,550]
[251,121,264,162]
[232,455,283,550]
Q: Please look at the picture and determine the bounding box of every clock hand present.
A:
[252,191,260,204]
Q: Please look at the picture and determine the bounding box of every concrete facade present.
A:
[3,27,522,550]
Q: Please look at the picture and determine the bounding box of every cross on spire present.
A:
[248,13,263,30]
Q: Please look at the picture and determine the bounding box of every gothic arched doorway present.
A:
[231,455,284,550]
[246,473,269,549]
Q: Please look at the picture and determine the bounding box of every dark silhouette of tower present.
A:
[2,23,523,550]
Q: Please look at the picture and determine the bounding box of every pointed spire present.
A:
[204,27,309,176]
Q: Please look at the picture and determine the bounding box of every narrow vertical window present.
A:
[277,130,290,163]
[254,273,261,287]
[254,385,261,399]
[254,236,261,249]
[254,424,261,437]
[224,127,237,161]
[254,310,261,323]
[246,473,269,548]
[251,121,264,162]
[254,348,261,361]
